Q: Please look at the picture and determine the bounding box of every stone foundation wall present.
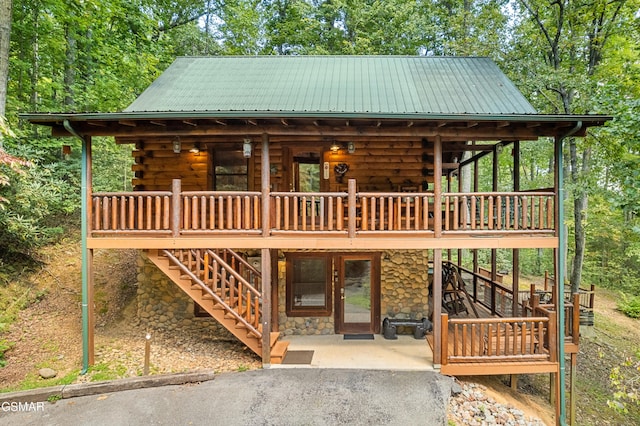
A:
[380,250,430,324]
[277,250,430,335]
[135,250,430,337]
[135,252,231,337]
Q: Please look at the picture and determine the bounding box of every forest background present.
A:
[0,0,639,407]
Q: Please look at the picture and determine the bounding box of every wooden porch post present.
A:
[261,134,272,365]
[434,136,442,238]
[432,249,443,366]
[261,133,270,237]
[472,144,479,302]
[491,143,500,315]
[82,135,95,369]
[513,141,520,316]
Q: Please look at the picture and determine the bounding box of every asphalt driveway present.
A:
[0,369,453,426]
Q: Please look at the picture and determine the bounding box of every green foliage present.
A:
[0,339,13,368]
[0,140,79,256]
[617,293,640,319]
[608,352,640,414]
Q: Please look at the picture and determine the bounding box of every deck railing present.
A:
[440,313,555,365]
[89,179,557,239]
[442,192,555,233]
[271,192,348,233]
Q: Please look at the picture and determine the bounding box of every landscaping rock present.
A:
[39,368,57,379]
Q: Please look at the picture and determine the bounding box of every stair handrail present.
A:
[215,249,262,280]
[203,249,262,299]
[162,249,262,339]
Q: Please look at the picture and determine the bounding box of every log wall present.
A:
[124,136,436,193]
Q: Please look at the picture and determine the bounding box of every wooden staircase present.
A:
[146,248,288,364]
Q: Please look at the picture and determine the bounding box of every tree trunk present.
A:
[569,138,591,294]
[0,0,13,117]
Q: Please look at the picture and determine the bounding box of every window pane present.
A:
[292,258,326,307]
[215,150,247,174]
[215,175,247,191]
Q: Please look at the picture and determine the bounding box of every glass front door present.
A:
[336,254,380,334]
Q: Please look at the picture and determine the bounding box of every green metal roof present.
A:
[124,56,537,115]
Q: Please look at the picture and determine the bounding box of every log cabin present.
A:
[23,56,609,419]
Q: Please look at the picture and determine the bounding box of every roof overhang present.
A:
[20,111,611,142]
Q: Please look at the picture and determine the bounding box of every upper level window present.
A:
[213,148,248,191]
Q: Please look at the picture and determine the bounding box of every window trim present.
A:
[285,253,332,317]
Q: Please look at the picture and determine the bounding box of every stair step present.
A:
[270,340,289,365]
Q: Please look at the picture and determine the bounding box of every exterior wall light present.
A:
[347,141,356,154]
[189,143,200,154]
[243,138,252,158]
[172,137,181,154]
[330,142,341,152]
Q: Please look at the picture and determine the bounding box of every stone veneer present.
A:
[135,250,430,338]
[135,252,232,338]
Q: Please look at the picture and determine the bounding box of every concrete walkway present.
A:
[0,369,453,426]
[274,334,434,370]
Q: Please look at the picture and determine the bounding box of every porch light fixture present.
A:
[330,142,341,152]
[243,138,252,158]
[347,141,356,154]
[189,143,200,154]
[172,137,181,154]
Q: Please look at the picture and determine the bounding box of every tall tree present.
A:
[0,0,12,117]
[513,0,632,292]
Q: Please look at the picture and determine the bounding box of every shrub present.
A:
[617,293,640,319]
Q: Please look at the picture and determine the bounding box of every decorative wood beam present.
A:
[149,120,166,127]
[215,119,228,126]
[496,121,510,128]
[466,122,478,128]
[407,121,414,128]
[281,119,289,126]
[87,121,106,127]
[437,121,448,128]
[182,120,198,127]
[247,119,258,126]
[376,121,382,127]
[118,120,137,127]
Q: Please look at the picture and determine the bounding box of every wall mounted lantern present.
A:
[347,141,356,154]
[172,137,181,154]
[243,138,252,158]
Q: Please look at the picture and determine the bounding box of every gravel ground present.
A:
[448,381,547,426]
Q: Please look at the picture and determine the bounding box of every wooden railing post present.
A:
[572,293,580,345]
[171,179,181,238]
[348,179,357,238]
[441,313,449,366]
[548,310,557,363]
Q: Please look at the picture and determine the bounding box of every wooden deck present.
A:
[428,292,560,376]
[87,179,558,250]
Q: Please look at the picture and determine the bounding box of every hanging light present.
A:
[330,141,341,152]
[243,138,252,158]
[189,143,200,154]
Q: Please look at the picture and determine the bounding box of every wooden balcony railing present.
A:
[442,192,555,233]
[89,179,557,239]
[440,313,555,366]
